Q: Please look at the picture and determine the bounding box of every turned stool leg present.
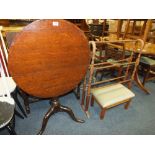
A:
[90,96,94,107]
[100,108,106,120]
[124,99,132,110]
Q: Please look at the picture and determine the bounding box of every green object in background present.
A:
[140,56,155,65]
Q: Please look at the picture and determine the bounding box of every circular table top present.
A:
[8,20,90,98]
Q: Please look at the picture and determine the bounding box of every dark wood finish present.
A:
[0,20,10,26]
[124,99,131,110]
[100,108,106,120]
[8,20,90,98]
[140,62,155,86]
[8,20,89,134]
[90,96,94,107]
[11,88,27,117]
[38,98,84,135]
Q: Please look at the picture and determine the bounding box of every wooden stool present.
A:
[91,84,134,119]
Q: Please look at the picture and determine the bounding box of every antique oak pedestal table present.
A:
[8,20,90,134]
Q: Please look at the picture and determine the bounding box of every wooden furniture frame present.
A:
[122,19,152,42]
[1,23,81,115]
[123,19,155,89]
[81,39,144,118]
[8,20,89,134]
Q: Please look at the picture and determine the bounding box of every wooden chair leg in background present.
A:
[17,88,30,114]
[124,99,132,110]
[142,67,151,86]
[12,88,27,117]
[73,83,81,100]
[100,108,106,120]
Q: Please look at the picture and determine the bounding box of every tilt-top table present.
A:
[8,19,90,134]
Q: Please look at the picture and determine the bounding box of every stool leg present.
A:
[100,108,106,120]
[124,99,132,110]
[90,96,94,107]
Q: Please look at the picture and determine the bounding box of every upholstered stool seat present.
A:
[90,84,135,119]
[91,84,135,108]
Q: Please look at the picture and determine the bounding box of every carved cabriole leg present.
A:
[124,99,132,110]
[38,98,84,135]
[100,108,106,120]
[37,100,57,135]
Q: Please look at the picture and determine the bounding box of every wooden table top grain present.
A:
[8,19,90,98]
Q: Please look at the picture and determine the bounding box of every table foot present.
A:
[37,98,84,135]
